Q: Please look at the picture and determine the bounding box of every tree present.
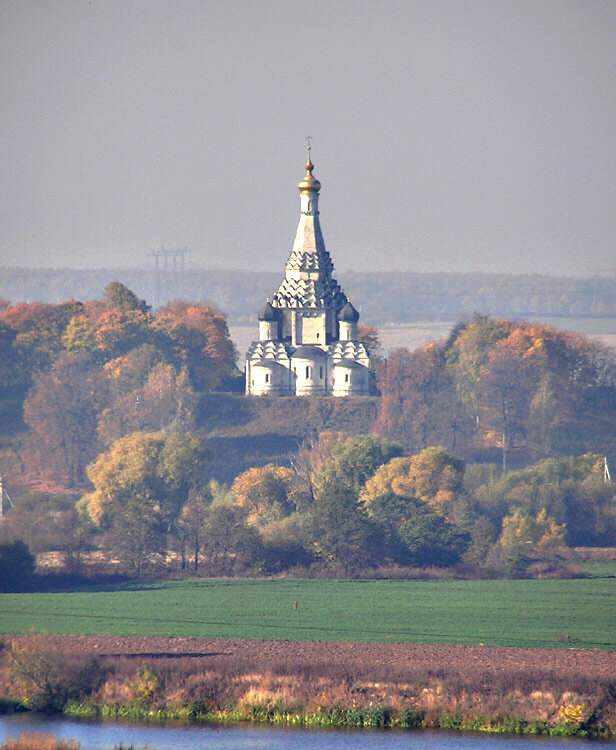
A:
[62,315,99,358]
[310,474,383,574]
[462,516,497,571]
[94,309,152,358]
[200,504,261,576]
[152,302,236,391]
[232,464,300,526]
[0,301,83,373]
[399,509,469,567]
[97,363,197,446]
[176,487,213,570]
[316,434,403,497]
[104,495,166,574]
[104,281,149,313]
[489,508,567,576]
[103,344,167,398]
[23,352,109,488]
[291,430,348,505]
[361,446,464,519]
[0,540,35,591]
[82,430,209,535]
[446,315,510,429]
[375,344,464,453]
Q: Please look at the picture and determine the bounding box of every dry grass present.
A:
[0,734,79,750]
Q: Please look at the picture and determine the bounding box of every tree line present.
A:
[3,429,614,586]
[2,266,616,324]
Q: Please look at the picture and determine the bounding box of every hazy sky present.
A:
[1,0,615,276]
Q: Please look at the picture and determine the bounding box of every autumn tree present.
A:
[375,344,464,453]
[97,363,197,446]
[0,300,83,373]
[232,464,300,526]
[489,507,567,576]
[81,430,209,571]
[152,302,236,390]
[23,352,109,488]
[361,446,464,519]
[94,309,152,358]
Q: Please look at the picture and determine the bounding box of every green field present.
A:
[1,577,615,649]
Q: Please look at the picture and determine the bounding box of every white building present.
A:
[246,149,370,396]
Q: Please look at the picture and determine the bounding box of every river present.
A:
[1,715,616,750]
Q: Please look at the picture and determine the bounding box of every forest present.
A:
[0,283,615,587]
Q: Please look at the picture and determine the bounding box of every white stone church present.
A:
[245,150,370,396]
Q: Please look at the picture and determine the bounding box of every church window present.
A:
[316,332,319,339]
[306,365,311,378]
[345,373,349,383]
[265,373,270,383]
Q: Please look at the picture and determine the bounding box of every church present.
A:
[245,148,371,396]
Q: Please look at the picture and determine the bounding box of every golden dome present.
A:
[298,154,321,193]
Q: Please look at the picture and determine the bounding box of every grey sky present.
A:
[1,0,615,276]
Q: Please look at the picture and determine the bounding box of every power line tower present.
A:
[0,476,15,518]
[150,248,191,308]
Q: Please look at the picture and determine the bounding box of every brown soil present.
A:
[12,634,615,682]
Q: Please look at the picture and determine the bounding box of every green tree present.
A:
[0,541,35,591]
[200,504,261,576]
[310,476,383,574]
[104,281,149,312]
[317,434,403,497]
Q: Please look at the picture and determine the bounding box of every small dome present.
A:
[292,345,328,359]
[339,299,359,322]
[297,155,321,193]
[258,299,278,321]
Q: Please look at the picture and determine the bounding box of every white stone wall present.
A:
[292,355,328,396]
[332,362,369,397]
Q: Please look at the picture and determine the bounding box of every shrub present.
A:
[7,634,104,711]
[0,733,79,750]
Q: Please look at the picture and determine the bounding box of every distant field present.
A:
[1,577,615,649]
[230,318,616,361]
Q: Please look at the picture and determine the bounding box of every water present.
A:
[1,715,616,750]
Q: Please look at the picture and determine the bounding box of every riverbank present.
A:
[1,635,615,738]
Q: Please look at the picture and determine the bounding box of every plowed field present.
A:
[17,634,615,683]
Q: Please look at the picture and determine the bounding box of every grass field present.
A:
[1,577,615,649]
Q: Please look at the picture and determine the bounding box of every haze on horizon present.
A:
[1,0,615,278]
